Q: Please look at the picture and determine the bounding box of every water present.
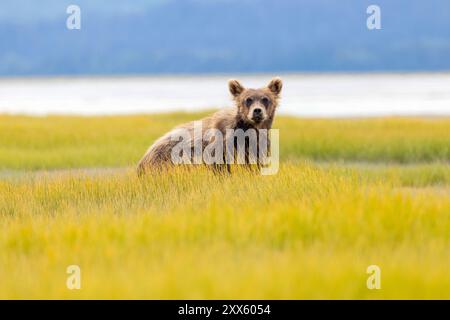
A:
[1,73,449,117]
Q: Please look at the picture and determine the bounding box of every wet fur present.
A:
[137,78,282,175]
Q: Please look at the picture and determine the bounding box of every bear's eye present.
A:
[245,97,253,107]
[261,97,270,107]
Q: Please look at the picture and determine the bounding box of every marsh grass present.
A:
[0,113,449,169]
[0,114,449,299]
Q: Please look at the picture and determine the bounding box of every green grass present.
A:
[0,113,449,170]
[0,113,449,299]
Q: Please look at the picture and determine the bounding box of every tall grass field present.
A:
[0,113,449,299]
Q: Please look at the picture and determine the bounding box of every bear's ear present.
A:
[267,77,283,96]
[228,79,245,97]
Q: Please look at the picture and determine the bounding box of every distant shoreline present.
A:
[1,70,450,82]
[1,73,449,117]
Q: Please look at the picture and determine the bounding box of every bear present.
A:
[137,77,282,175]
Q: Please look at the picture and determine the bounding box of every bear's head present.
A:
[228,77,282,127]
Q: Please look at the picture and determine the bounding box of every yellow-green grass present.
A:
[0,113,449,170]
[1,164,449,299]
[0,114,449,299]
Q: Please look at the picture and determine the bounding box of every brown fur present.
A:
[137,77,282,175]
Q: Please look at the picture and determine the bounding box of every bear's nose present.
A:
[253,108,262,115]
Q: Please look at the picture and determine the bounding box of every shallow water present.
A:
[1,73,449,117]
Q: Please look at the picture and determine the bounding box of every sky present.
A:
[1,0,450,76]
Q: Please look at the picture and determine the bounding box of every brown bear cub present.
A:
[137,77,282,175]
